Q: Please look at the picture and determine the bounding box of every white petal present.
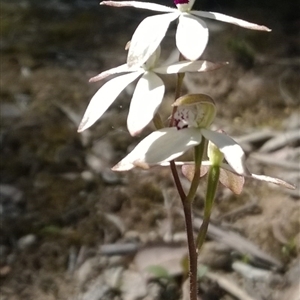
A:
[191,10,271,31]
[89,64,138,82]
[127,12,179,68]
[153,60,227,74]
[101,1,176,13]
[176,14,208,61]
[78,71,142,132]
[201,129,251,176]
[112,127,202,171]
[127,72,165,136]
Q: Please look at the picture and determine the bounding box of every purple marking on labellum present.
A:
[174,0,189,4]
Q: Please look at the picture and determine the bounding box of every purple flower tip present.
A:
[174,0,189,4]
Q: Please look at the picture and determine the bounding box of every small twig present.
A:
[259,129,300,153]
[75,245,88,268]
[233,130,276,145]
[68,246,77,274]
[99,243,140,256]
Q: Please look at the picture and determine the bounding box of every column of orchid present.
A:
[78,1,294,299]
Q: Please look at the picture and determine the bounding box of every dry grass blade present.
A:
[259,129,300,153]
[193,217,283,269]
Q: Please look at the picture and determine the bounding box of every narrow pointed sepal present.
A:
[127,13,179,68]
[78,71,142,132]
[250,174,295,190]
[191,10,271,31]
[89,64,136,82]
[101,1,176,13]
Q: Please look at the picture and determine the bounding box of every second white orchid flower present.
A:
[78,47,225,136]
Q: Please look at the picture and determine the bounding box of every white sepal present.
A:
[112,127,202,171]
[78,71,142,132]
[250,174,295,190]
[191,10,271,31]
[89,64,137,82]
[101,1,176,13]
[127,12,179,68]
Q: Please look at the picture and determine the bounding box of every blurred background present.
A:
[1,0,299,299]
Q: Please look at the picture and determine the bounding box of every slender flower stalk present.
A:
[182,140,206,300]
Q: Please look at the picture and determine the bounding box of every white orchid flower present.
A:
[112,124,248,173]
[112,94,295,191]
[78,47,225,136]
[112,94,217,170]
[101,0,271,67]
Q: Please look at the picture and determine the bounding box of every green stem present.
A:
[196,165,220,251]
